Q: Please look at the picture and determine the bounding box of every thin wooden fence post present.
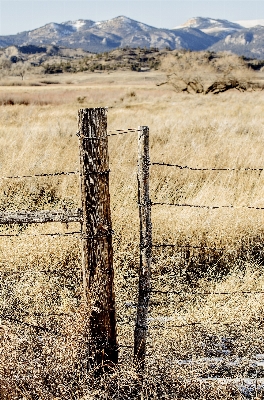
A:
[134,125,152,371]
[78,107,118,371]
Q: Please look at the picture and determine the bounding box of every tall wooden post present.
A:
[134,126,152,371]
[78,108,118,370]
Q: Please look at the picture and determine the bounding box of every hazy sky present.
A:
[0,0,263,35]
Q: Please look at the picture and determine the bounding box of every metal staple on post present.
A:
[78,108,118,372]
[134,126,152,371]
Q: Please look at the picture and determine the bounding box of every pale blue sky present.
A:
[0,0,263,35]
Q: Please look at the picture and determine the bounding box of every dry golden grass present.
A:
[0,69,264,398]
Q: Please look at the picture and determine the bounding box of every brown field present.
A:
[1,66,264,399]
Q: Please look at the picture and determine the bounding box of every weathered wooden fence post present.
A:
[134,126,152,371]
[78,108,118,370]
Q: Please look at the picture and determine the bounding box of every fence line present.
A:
[0,113,135,371]
[2,112,264,375]
[0,129,137,180]
[151,162,264,172]
[152,201,264,210]
[137,125,264,371]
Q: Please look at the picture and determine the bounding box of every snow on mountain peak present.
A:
[174,17,243,31]
[67,20,86,30]
[234,19,264,28]
[94,16,135,27]
[173,17,243,40]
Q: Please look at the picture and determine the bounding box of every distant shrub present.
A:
[0,97,29,106]
[160,51,261,94]
[40,80,60,85]
[43,64,63,74]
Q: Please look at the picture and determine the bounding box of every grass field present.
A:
[1,67,264,399]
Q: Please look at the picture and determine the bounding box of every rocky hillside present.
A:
[1,44,263,79]
[174,17,244,39]
[209,26,264,59]
[0,45,167,74]
[0,16,218,53]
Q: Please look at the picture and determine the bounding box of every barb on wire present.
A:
[152,243,227,251]
[77,128,139,138]
[152,202,232,209]
[152,202,264,211]
[0,171,79,180]
[151,162,264,172]
[150,289,264,296]
[0,231,81,238]
[107,128,139,136]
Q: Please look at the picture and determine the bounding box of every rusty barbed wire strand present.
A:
[150,289,264,296]
[107,128,140,136]
[152,202,264,210]
[77,129,139,139]
[0,169,113,180]
[107,128,138,132]
[151,162,264,172]
[0,231,81,238]
[152,243,230,251]
[0,171,79,180]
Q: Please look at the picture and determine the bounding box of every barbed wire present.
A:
[150,289,264,296]
[0,171,79,180]
[77,129,139,139]
[107,128,139,136]
[152,243,230,251]
[0,169,112,180]
[152,202,264,210]
[0,231,81,238]
[151,162,264,172]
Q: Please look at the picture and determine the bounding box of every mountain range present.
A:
[0,16,264,59]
